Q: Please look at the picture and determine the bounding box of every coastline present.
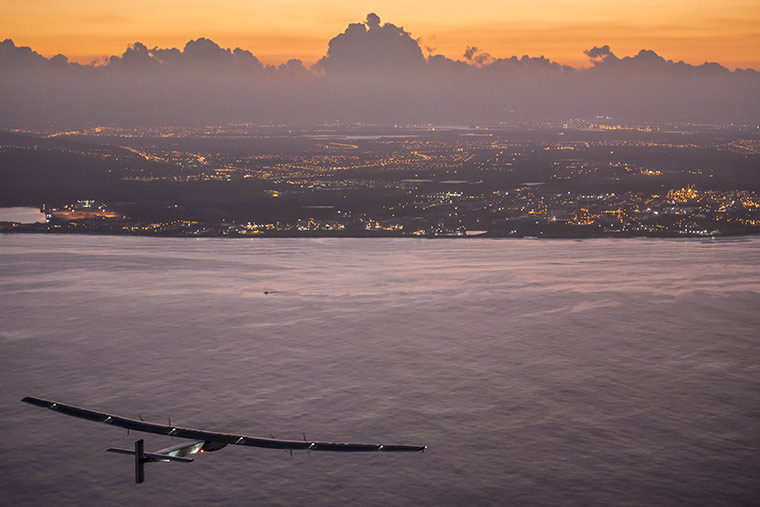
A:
[3,222,758,240]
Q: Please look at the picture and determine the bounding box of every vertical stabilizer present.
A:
[135,439,145,484]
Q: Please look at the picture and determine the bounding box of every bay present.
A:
[1,235,758,506]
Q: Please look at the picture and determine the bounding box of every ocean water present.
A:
[1,234,758,506]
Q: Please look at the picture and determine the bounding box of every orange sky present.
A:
[4,0,760,69]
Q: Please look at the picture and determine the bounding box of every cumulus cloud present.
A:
[463,46,478,60]
[1,39,60,69]
[584,45,613,62]
[0,14,758,126]
[106,38,264,73]
[315,13,425,73]
[583,44,737,78]
[463,46,493,65]
[366,12,381,29]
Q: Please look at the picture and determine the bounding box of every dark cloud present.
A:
[463,46,493,66]
[462,46,494,66]
[0,14,758,126]
[277,59,307,73]
[107,38,263,73]
[584,45,737,78]
[366,12,381,29]
[49,54,69,66]
[315,13,425,73]
[584,45,613,62]
[486,54,571,72]
[108,42,155,68]
[1,39,53,69]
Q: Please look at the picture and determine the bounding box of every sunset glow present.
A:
[4,0,760,69]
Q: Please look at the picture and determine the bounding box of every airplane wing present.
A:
[21,396,426,453]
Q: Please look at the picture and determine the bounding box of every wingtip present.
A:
[21,396,51,408]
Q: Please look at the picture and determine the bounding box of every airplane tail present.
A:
[106,439,194,483]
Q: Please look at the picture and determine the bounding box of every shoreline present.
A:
[3,223,758,240]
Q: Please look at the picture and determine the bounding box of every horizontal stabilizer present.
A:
[106,447,135,456]
[106,447,194,463]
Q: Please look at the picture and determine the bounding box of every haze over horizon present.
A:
[2,11,759,127]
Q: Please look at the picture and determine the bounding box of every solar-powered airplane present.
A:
[21,396,426,483]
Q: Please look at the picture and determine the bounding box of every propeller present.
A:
[273,435,293,459]
[130,413,145,435]
[303,433,311,458]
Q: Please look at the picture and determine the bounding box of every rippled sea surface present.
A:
[2,235,759,506]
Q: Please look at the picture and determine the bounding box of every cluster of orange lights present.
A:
[667,186,698,202]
